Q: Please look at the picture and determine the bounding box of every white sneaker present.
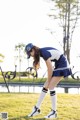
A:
[28,106,40,117]
[44,110,57,119]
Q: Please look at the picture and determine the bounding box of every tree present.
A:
[0,53,4,62]
[48,0,80,63]
[15,43,25,80]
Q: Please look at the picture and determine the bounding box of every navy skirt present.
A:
[52,55,72,77]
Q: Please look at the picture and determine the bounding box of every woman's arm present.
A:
[44,58,53,89]
[45,58,53,82]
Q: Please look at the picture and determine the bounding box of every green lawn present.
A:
[0,74,80,84]
[0,93,80,120]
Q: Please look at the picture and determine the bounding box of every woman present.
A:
[25,43,72,119]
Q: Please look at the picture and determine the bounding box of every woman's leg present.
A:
[49,76,62,90]
[28,85,48,117]
[35,76,62,109]
[36,87,48,108]
[49,77,62,110]
[45,76,62,118]
[28,77,62,117]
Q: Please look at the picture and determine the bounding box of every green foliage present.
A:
[50,0,79,21]
[15,43,25,51]
[0,53,4,62]
[0,74,80,84]
[0,93,80,120]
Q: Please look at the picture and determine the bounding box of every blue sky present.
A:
[0,0,80,76]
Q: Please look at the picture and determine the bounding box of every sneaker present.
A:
[28,106,40,117]
[44,110,57,119]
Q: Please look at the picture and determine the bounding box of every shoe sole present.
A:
[44,116,57,119]
[44,114,57,119]
[28,112,40,117]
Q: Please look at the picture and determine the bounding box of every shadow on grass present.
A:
[9,115,46,120]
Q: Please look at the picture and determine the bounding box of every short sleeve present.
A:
[40,49,51,61]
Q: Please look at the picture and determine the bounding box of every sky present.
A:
[0,0,80,76]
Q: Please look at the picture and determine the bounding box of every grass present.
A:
[0,93,80,120]
[0,75,46,83]
[0,74,80,85]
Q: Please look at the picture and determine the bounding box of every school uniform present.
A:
[40,47,72,77]
[25,43,72,118]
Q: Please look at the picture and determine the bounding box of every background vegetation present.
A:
[0,74,80,84]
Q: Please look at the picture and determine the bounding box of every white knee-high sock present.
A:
[36,87,48,109]
[50,89,57,111]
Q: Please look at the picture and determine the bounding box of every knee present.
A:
[48,83,54,90]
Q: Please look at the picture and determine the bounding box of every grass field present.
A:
[0,74,80,84]
[0,93,80,120]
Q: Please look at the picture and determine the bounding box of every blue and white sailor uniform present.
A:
[39,47,72,77]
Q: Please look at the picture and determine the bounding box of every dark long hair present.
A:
[33,46,40,70]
